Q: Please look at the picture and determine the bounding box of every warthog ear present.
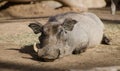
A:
[62,18,77,31]
[28,22,43,34]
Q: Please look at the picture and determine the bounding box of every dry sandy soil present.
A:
[0,3,120,71]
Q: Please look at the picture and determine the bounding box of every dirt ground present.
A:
[0,2,120,71]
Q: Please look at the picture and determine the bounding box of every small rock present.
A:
[40,0,62,9]
[58,0,106,8]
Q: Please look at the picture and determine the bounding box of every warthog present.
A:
[28,12,110,61]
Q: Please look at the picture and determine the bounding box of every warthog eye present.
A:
[39,31,49,48]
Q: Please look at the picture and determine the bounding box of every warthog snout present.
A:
[34,43,60,61]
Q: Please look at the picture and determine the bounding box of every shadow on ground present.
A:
[20,45,40,61]
[7,45,40,61]
[0,60,64,71]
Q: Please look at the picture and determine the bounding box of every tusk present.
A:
[33,43,38,52]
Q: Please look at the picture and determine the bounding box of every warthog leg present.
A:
[101,34,111,45]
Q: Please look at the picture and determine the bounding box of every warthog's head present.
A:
[28,18,77,61]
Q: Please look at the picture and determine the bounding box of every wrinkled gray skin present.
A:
[111,0,119,15]
[29,12,105,61]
